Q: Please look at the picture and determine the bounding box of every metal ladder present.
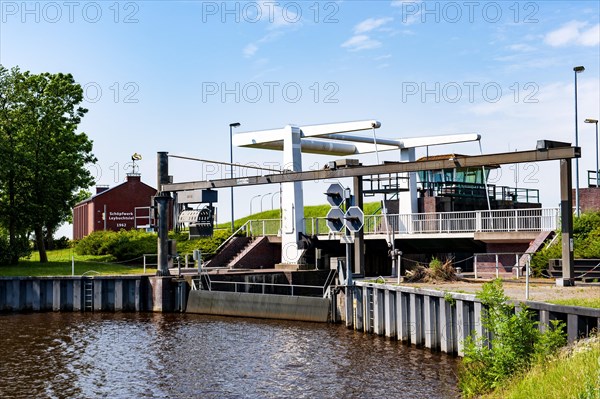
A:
[83,279,93,311]
[368,289,374,333]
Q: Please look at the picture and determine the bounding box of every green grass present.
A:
[0,248,155,277]
[548,298,600,309]
[216,201,382,230]
[483,338,600,399]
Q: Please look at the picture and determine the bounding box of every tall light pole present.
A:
[271,191,280,210]
[229,122,241,232]
[585,118,599,188]
[574,66,585,216]
[250,194,262,215]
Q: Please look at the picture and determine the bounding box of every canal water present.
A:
[0,313,460,398]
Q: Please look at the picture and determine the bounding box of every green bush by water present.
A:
[459,279,567,398]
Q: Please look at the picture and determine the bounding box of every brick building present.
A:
[73,174,157,239]
[572,187,600,213]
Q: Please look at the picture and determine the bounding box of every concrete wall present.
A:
[342,282,600,356]
[187,290,330,322]
[0,276,184,313]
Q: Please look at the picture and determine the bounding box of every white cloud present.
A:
[507,43,536,52]
[241,2,301,58]
[544,21,600,47]
[579,23,600,46]
[354,17,393,34]
[243,43,258,58]
[341,35,382,51]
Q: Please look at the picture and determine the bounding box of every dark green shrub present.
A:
[459,279,566,398]
[0,230,31,264]
[531,241,562,277]
[109,230,156,261]
[75,230,156,261]
[74,230,118,256]
[573,211,600,235]
[171,229,230,259]
[531,212,600,276]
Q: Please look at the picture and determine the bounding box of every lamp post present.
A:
[271,191,280,210]
[261,192,272,213]
[250,194,262,215]
[229,122,241,232]
[585,118,599,188]
[574,66,585,216]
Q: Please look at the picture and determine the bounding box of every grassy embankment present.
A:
[0,248,154,276]
[483,336,600,399]
[216,202,382,231]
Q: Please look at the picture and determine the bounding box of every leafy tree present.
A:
[0,65,96,263]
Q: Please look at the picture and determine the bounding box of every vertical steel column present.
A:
[156,152,171,276]
[559,159,575,286]
[353,176,365,275]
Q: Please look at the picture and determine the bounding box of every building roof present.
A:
[416,154,500,168]
[74,174,156,207]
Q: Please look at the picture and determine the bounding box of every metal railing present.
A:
[474,252,532,299]
[473,252,532,279]
[226,208,558,239]
[305,208,558,236]
[142,254,157,273]
[191,269,337,299]
[246,219,281,236]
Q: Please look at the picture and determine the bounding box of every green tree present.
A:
[0,65,96,263]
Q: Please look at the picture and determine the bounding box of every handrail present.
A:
[322,269,337,298]
[212,220,252,254]
[202,208,558,240]
[192,269,337,298]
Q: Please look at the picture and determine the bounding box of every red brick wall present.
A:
[573,187,600,213]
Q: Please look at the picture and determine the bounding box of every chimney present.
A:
[127,173,141,182]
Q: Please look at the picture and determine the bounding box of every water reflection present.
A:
[0,313,459,398]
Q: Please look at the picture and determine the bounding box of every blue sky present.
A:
[1,1,599,237]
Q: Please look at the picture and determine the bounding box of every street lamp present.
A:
[229,122,241,232]
[260,192,271,213]
[573,66,584,216]
[271,191,280,210]
[261,191,279,211]
[585,118,599,188]
[250,194,262,215]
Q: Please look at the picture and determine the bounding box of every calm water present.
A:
[0,313,459,398]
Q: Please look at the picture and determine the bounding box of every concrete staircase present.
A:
[227,236,280,269]
[519,230,555,267]
[548,259,600,281]
[204,236,252,268]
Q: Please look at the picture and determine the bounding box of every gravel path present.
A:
[397,278,600,303]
